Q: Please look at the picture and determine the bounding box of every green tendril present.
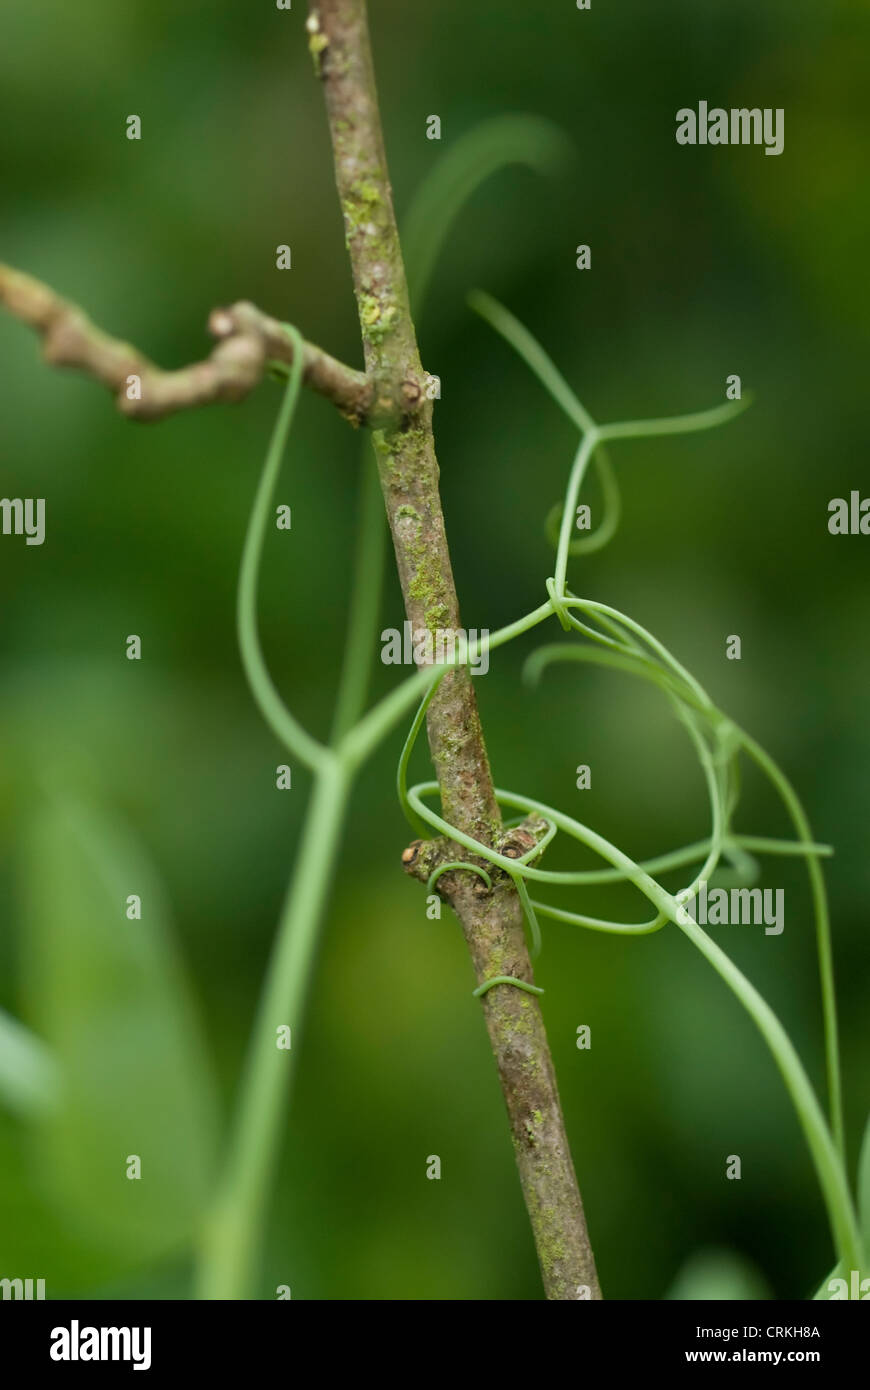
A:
[236,323,328,775]
[406,118,574,311]
[473,976,545,999]
[514,873,543,958]
[427,861,493,894]
[391,292,862,1273]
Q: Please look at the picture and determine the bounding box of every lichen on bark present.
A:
[311,0,601,1299]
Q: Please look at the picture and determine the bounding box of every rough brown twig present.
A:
[1,2,602,1295]
[0,262,371,423]
[311,0,602,1299]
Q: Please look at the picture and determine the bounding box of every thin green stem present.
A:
[544,446,622,558]
[596,398,749,444]
[553,434,599,596]
[340,599,556,775]
[427,861,492,893]
[237,325,328,774]
[196,758,350,1299]
[468,289,597,433]
[199,330,347,1299]
[674,914,863,1274]
[330,444,386,742]
[405,119,573,311]
[738,729,844,1160]
[473,976,545,999]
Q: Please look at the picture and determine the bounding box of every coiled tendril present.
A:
[390,291,863,1276]
[238,299,862,1282]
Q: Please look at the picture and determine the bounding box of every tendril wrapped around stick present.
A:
[214,287,865,1296]
[387,291,862,1275]
[222,290,864,1292]
[222,282,861,1289]
[6,27,857,1295]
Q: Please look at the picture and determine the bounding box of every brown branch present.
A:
[2,5,602,1295]
[311,0,602,1299]
[0,262,371,424]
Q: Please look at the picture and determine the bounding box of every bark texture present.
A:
[0,9,603,1296]
[0,263,370,422]
[310,0,601,1299]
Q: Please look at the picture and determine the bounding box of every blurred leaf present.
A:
[18,795,219,1262]
[858,1111,870,1262]
[665,1247,770,1300]
[0,1116,139,1293]
[0,1008,58,1119]
[402,114,575,310]
[812,1260,843,1300]
[807,1113,870,1298]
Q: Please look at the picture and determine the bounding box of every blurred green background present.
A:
[1,0,868,1300]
